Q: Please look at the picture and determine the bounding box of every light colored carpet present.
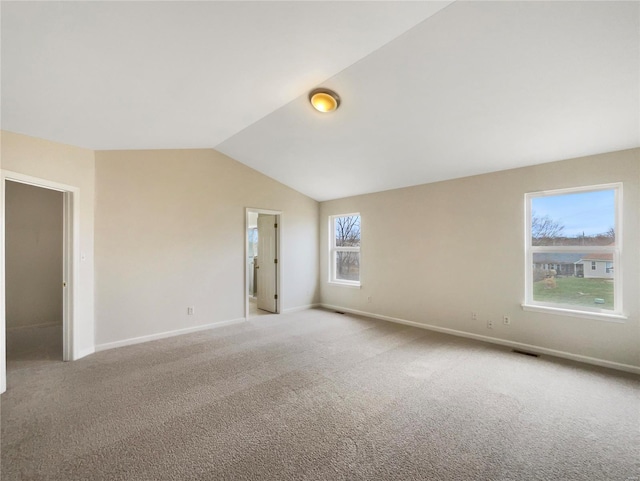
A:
[5,323,63,369]
[2,308,639,480]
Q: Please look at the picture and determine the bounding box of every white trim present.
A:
[282,303,320,314]
[1,171,83,394]
[320,304,640,375]
[525,182,625,199]
[524,183,623,317]
[613,184,623,311]
[63,189,82,362]
[328,281,362,289]
[521,304,627,322]
[531,245,616,252]
[0,173,4,394]
[329,213,361,286]
[76,347,96,359]
[245,208,282,320]
[1,171,78,193]
[95,317,247,352]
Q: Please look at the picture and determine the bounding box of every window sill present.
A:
[521,304,627,323]
[328,281,361,289]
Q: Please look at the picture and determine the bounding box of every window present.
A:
[248,228,258,258]
[329,214,361,286]
[524,184,623,319]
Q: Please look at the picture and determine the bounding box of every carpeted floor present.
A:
[2,308,639,480]
[5,323,63,369]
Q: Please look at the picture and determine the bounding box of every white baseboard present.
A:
[320,304,640,375]
[95,317,247,352]
[94,306,322,354]
[282,303,320,314]
[75,346,95,360]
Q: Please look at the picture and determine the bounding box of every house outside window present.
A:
[329,214,361,286]
[524,184,623,319]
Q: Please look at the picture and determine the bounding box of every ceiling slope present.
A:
[1,1,452,150]
[217,1,640,201]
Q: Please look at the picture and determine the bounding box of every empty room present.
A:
[1,1,638,480]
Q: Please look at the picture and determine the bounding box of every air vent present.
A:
[512,349,540,358]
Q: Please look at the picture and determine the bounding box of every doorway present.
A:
[1,171,79,393]
[5,180,63,367]
[245,208,281,319]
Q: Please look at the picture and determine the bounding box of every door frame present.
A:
[1,170,80,393]
[245,208,281,319]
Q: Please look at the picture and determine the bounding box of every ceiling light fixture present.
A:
[309,88,340,113]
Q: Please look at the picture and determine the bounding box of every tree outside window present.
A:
[525,185,622,317]
[330,214,361,285]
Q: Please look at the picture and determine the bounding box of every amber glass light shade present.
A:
[309,89,340,113]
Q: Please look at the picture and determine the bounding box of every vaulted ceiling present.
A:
[2,1,639,201]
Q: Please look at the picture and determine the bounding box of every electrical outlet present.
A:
[472,312,478,320]
[187,307,194,315]
[367,296,372,303]
[503,315,511,325]
[487,319,494,329]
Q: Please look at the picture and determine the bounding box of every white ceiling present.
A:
[2,1,639,201]
[1,1,450,150]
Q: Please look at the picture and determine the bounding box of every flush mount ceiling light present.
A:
[309,88,341,113]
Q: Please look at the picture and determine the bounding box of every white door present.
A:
[257,214,277,312]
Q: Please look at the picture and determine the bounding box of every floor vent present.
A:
[512,349,540,358]
[334,311,345,315]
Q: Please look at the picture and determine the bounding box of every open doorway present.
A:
[1,171,79,393]
[245,208,281,319]
[5,181,63,367]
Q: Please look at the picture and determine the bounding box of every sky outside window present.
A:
[532,190,615,237]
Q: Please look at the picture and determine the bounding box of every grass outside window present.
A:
[533,277,614,310]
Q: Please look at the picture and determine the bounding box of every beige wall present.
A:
[320,148,640,368]
[1,128,636,373]
[5,181,63,329]
[94,149,319,346]
[1,131,96,358]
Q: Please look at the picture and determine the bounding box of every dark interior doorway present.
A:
[5,181,64,369]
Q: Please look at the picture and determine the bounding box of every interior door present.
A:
[257,214,277,312]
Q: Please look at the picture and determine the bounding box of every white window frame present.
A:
[329,213,361,287]
[523,183,625,321]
